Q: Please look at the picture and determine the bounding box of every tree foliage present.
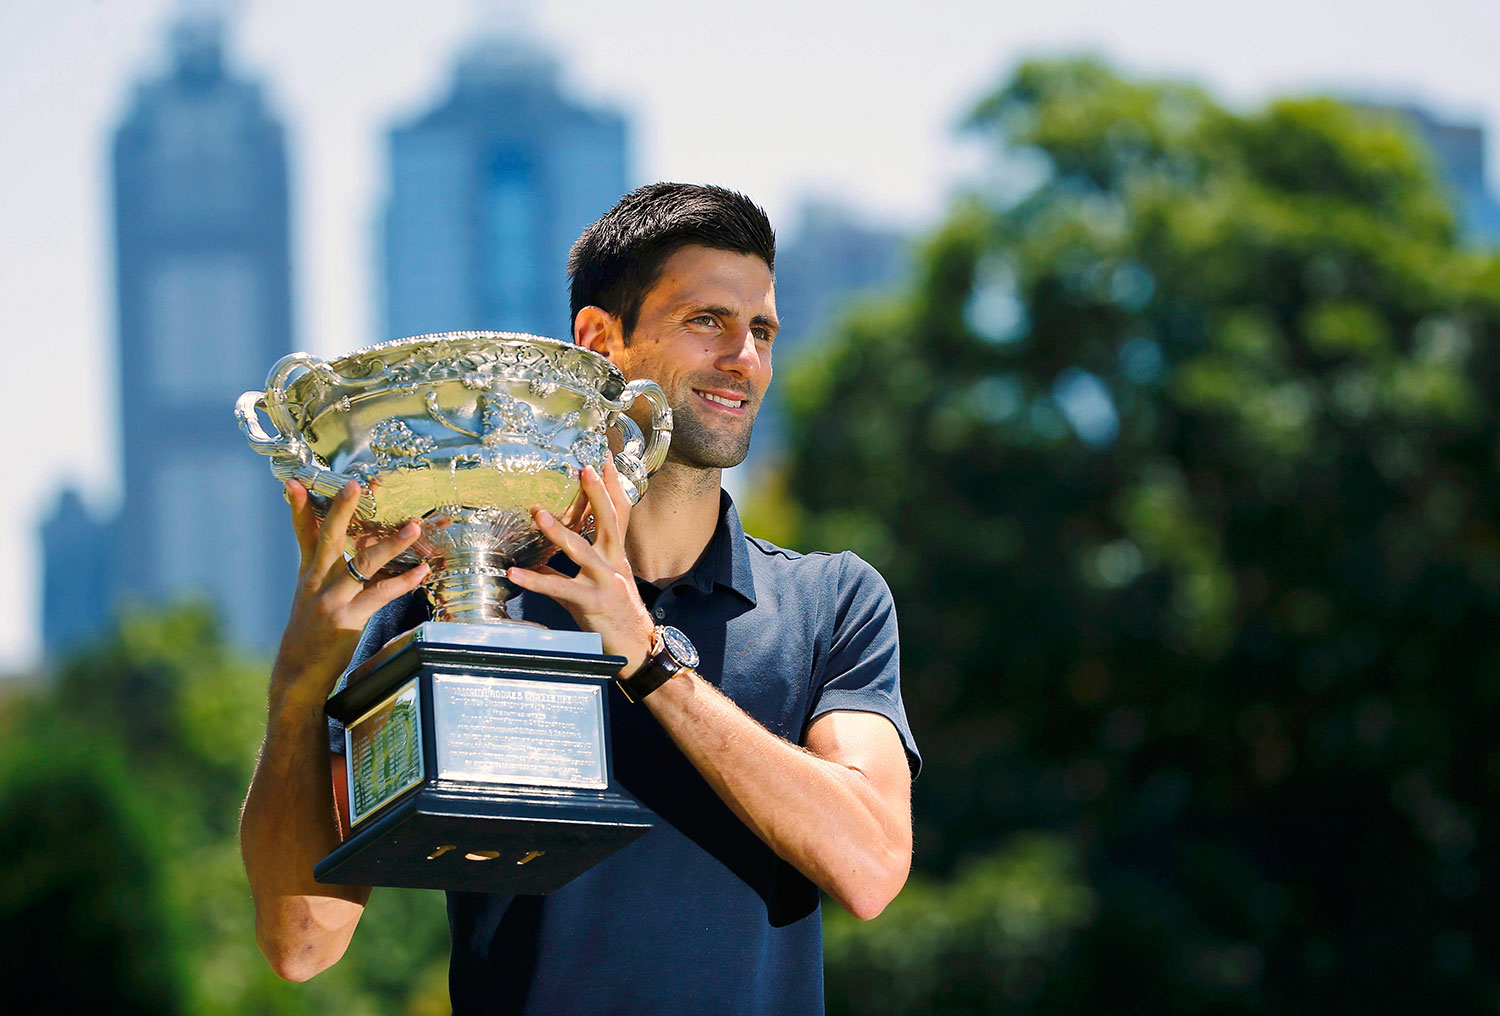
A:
[0,606,451,1014]
[786,57,1500,1011]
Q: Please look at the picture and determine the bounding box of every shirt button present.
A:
[653,607,666,620]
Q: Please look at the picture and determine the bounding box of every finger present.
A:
[558,487,592,535]
[351,561,430,615]
[602,458,633,539]
[312,480,364,576]
[347,519,423,581]
[285,481,319,562]
[579,466,620,558]
[506,564,586,604]
[533,507,612,580]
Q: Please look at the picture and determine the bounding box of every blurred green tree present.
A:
[824,833,1096,1015]
[786,57,1500,1012]
[0,716,184,1014]
[1,607,450,1015]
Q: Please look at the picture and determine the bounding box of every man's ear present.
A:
[573,306,624,360]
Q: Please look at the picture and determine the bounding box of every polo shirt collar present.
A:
[676,490,757,606]
[550,489,758,605]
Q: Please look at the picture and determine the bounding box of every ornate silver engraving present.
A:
[480,391,541,445]
[571,431,610,469]
[370,419,438,470]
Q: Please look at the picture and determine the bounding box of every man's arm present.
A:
[508,463,914,919]
[645,682,912,919]
[240,694,369,981]
[239,480,429,980]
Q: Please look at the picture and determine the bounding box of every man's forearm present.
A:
[641,670,912,920]
[239,682,369,981]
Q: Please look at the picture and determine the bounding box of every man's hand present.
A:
[505,459,655,676]
[272,478,430,706]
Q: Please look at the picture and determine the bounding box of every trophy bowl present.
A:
[234,331,672,624]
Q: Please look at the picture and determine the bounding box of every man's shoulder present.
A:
[742,531,840,571]
[741,532,893,603]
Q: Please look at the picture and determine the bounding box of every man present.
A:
[240,183,920,1015]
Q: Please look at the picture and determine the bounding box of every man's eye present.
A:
[753,328,773,343]
[690,315,716,327]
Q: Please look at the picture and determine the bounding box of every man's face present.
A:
[612,245,778,470]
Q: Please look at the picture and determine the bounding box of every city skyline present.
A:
[4,0,1499,669]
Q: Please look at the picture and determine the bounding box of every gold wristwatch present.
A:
[616,625,698,703]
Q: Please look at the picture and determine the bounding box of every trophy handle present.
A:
[604,380,672,504]
[235,390,288,452]
[263,352,335,440]
[235,367,376,518]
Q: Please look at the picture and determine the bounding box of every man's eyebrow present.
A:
[688,304,736,319]
[679,303,780,334]
[751,313,780,335]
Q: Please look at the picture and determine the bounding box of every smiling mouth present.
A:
[694,389,748,410]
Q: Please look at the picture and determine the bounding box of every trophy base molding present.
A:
[315,630,653,894]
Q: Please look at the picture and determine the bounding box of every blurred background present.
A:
[3,0,1500,1011]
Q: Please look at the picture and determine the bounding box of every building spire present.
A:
[473,0,536,40]
[455,0,556,92]
[168,0,231,80]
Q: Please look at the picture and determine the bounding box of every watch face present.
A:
[660,626,699,669]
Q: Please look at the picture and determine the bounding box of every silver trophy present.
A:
[234,331,672,893]
[235,330,671,623]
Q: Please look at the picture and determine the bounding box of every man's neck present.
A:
[625,460,723,587]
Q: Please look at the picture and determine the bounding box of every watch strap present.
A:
[617,627,685,703]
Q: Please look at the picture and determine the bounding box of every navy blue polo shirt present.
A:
[336,492,919,1016]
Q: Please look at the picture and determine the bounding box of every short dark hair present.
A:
[568,183,776,337]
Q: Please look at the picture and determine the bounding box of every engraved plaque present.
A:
[346,678,424,826]
[433,674,606,790]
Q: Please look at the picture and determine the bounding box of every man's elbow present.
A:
[259,935,339,983]
[832,845,912,921]
[836,875,905,921]
[256,917,351,983]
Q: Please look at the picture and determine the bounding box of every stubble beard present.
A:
[666,388,758,470]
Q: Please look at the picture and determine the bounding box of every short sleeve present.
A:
[808,552,921,777]
[327,591,430,755]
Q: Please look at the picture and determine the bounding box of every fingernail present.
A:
[400,521,420,537]
[582,465,597,480]
[535,509,554,524]
[342,481,358,499]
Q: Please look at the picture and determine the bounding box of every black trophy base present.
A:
[313,782,652,894]
[315,623,654,895]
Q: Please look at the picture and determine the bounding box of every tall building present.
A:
[40,14,297,655]
[380,33,628,343]
[774,202,911,356]
[740,201,910,470]
[1357,101,1500,245]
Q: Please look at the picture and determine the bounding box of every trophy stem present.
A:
[425,549,516,623]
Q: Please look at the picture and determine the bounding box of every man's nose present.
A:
[716,328,763,377]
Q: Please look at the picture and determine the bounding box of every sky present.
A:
[1,0,1497,671]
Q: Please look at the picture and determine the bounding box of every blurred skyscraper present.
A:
[774,202,911,353]
[1357,101,1500,245]
[40,14,297,655]
[380,31,628,342]
[744,202,910,469]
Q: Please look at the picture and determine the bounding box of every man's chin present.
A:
[668,444,752,470]
[665,431,754,470]
[667,408,756,470]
